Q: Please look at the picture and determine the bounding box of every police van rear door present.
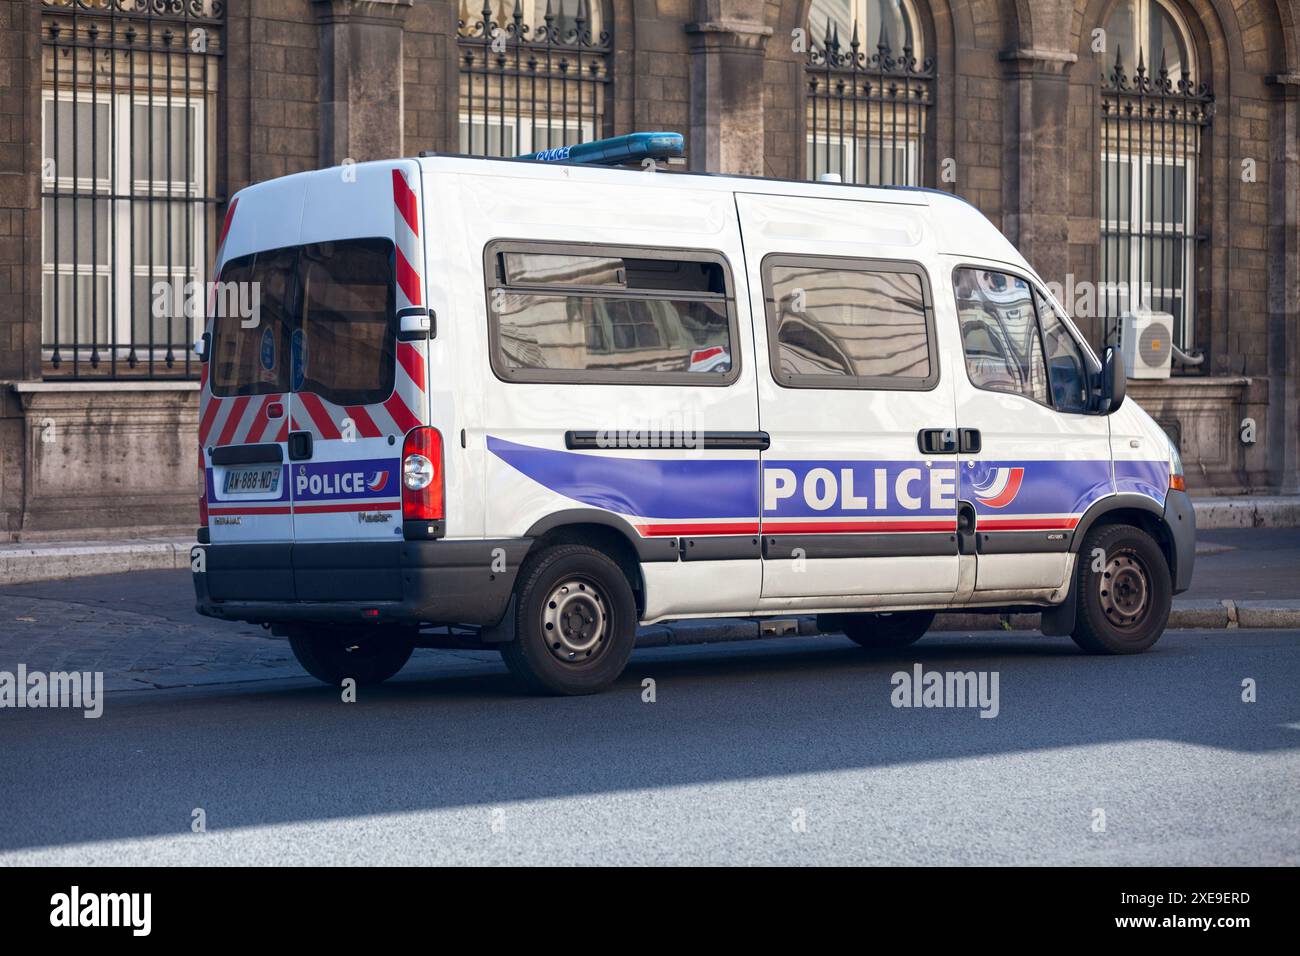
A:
[285,162,430,598]
[736,192,962,606]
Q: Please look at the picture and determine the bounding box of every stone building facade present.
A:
[0,0,1297,539]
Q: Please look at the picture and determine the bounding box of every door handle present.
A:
[288,430,313,461]
[959,428,982,453]
[917,428,957,455]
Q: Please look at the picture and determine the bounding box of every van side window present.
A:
[762,256,937,390]
[485,242,738,385]
[954,267,1048,404]
[1034,290,1093,414]
[210,246,297,398]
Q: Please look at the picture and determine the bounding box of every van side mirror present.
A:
[1098,345,1126,415]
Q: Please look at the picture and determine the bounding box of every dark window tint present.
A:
[1035,290,1094,413]
[501,251,725,295]
[297,239,396,406]
[764,258,935,388]
[496,292,731,375]
[210,247,297,397]
[488,243,737,384]
[954,267,1048,403]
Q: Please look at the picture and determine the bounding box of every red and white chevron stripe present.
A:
[199,166,429,449]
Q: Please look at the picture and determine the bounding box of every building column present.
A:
[685,1,772,175]
[313,0,412,166]
[999,47,1078,289]
[1266,73,1300,494]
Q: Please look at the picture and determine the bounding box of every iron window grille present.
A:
[805,20,934,187]
[40,0,224,380]
[1099,49,1213,352]
[457,0,612,158]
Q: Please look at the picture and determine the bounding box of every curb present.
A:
[635,600,1300,647]
[0,541,192,586]
[1193,496,1300,529]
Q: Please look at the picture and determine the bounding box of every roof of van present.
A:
[412,151,978,211]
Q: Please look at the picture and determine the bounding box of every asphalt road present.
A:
[2,626,1297,865]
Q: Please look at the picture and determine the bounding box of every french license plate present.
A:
[222,465,281,495]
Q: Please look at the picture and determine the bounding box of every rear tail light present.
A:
[402,426,444,522]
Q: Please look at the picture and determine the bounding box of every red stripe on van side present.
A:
[216,197,239,253]
[395,246,422,306]
[392,169,419,236]
[294,500,401,514]
[249,395,281,444]
[215,396,251,447]
[198,395,223,447]
[635,522,761,537]
[977,517,1079,531]
[343,404,384,439]
[277,418,290,442]
[383,393,421,433]
[209,505,291,516]
[298,392,342,440]
[760,520,959,534]
[396,342,425,391]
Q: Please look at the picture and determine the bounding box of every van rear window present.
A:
[208,238,395,406]
[210,247,297,397]
[486,242,739,386]
[297,239,396,406]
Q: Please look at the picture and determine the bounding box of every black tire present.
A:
[498,544,638,696]
[287,626,414,686]
[1070,523,1172,654]
[820,610,935,649]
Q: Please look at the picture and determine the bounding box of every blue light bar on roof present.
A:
[522,132,684,166]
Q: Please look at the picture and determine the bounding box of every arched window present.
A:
[458,0,612,157]
[805,0,933,186]
[1098,0,1211,351]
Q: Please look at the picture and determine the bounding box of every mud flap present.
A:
[478,594,518,644]
[1039,576,1078,636]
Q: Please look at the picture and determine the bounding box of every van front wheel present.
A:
[1070,523,1172,654]
[499,544,638,696]
[287,626,414,686]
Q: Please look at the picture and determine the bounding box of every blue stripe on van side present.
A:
[487,436,760,520]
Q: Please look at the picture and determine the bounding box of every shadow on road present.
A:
[2,627,1296,853]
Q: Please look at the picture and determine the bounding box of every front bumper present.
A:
[193,538,532,627]
[1163,489,1196,593]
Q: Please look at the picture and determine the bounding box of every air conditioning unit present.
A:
[1119,309,1174,379]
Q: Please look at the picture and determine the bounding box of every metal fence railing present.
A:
[457,0,612,158]
[40,0,224,380]
[806,22,934,187]
[1099,48,1213,350]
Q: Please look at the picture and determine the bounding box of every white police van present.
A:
[192,133,1195,695]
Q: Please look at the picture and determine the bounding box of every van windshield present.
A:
[209,238,396,406]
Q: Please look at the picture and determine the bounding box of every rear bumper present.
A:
[193,538,532,627]
[1163,489,1196,593]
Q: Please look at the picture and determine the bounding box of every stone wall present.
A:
[0,0,1296,540]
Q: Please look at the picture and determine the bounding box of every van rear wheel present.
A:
[499,544,638,696]
[287,626,414,686]
[1070,523,1171,654]
[821,610,935,649]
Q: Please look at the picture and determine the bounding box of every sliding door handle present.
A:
[917,428,958,455]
